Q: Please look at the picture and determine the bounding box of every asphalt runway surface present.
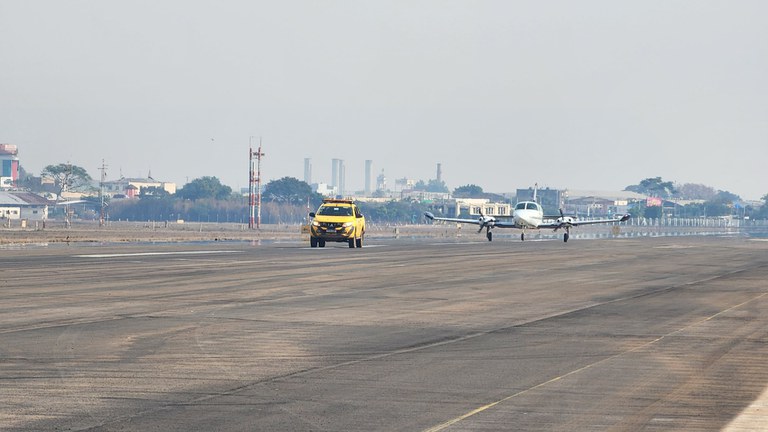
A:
[2,236,768,431]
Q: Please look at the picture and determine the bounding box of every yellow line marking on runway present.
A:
[423,291,768,432]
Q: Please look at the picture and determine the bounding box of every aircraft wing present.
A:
[537,214,630,229]
[424,212,481,225]
[424,212,520,228]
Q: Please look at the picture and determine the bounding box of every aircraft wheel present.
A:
[310,237,318,248]
[564,232,569,243]
[521,232,525,241]
[319,239,326,248]
[487,231,493,242]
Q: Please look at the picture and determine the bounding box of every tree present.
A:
[41,163,93,198]
[357,200,428,223]
[16,165,42,191]
[703,190,741,217]
[414,179,449,193]
[677,183,717,200]
[756,194,768,219]
[625,177,676,198]
[139,186,171,198]
[263,177,321,205]
[453,184,484,198]
[177,176,232,200]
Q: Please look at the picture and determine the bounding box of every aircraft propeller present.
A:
[476,210,496,233]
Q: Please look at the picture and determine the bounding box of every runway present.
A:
[2,236,768,431]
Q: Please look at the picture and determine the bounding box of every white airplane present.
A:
[424,186,630,242]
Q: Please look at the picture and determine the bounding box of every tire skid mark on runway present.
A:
[422,290,768,432]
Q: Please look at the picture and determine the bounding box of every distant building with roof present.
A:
[508,187,648,217]
[0,191,52,221]
[564,190,648,217]
[103,176,176,198]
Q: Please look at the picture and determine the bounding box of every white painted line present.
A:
[74,250,242,258]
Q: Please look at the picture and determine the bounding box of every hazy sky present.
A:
[2,1,766,199]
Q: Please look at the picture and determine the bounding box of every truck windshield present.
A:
[318,206,353,216]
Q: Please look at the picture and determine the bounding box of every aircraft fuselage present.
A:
[512,201,544,229]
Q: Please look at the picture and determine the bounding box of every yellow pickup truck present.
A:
[309,199,366,248]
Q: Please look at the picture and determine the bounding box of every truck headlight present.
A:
[342,222,353,228]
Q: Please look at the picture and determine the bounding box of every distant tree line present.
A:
[105,176,431,224]
[623,177,761,219]
[13,164,768,222]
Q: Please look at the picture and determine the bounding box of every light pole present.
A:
[99,159,108,227]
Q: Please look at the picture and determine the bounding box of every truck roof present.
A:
[322,198,355,205]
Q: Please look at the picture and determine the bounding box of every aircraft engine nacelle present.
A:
[479,216,495,225]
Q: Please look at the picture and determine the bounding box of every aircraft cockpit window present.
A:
[526,202,538,210]
[515,203,527,210]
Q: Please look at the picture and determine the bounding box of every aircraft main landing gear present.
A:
[487,231,493,242]
[521,232,525,241]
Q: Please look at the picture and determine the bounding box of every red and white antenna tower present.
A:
[248,138,265,229]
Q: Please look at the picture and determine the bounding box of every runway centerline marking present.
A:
[73,250,242,258]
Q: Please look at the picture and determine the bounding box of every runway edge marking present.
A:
[422,292,768,432]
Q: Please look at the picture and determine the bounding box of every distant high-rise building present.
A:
[364,160,373,196]
[436,163,442,182]
[376,169,387,191]
[331,158,345,197]
[304,158,312,184]
[331,159,340,189]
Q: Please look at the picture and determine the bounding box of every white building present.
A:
[0,191,51,221]
[103,177,177,198]
[312,182,337,197]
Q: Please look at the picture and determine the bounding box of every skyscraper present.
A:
[331,159,340,190]
[364,160,373,196]
[304,158,312,184]
[331,158,345,196]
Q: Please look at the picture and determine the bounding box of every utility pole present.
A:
[248,138,265,229]
[99,160,108,227]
